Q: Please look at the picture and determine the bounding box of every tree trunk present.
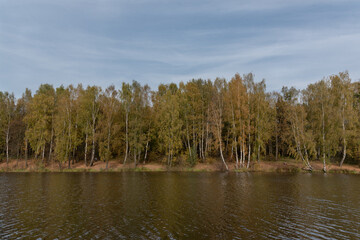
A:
[340,114,346,167]
[144,140,149,164]
[299,111,312,171]
[217,114,228,171]
[340,140,346,167]
[247,141,251,169]
[167,140,171,166]
[170,141,173,168]
[6,126,9,165]
[123,111,129,165]
[239,138,242,167]
[275,123,279,161]
[234,138,239,169]
[192,123,197,158]
[321,103,326,172]
[90,122,95,167]
[303,144,312,171]
[90,96,98,167]
[84,131,88,166]
[25,138,28,168]
[106,127,111,169]
[16,146,20,166]
[201,123,205,160]
[68,109,72,169]
[219,135,228,171]
[230,104,239,168]
[186,122,191,157]
[242,141,245,168]
[72,147,75,165]
[205,114,209,157]
[73,121,78,164]
[42,146,45,163]
[292,122,310,170]
[48,115,54,164]
[225,131,230,155]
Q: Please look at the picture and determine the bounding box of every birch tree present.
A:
[78,86,101,167]
[330,71,356,166]
[154,84,183,166]
[210,78,228,170]
[225,74,249,168]
[0,92,15,164]
[120,82,132,165]
[282,87,314,170]
[98,85,119,169]
[25,84,55,164]
[54,85,80,169]
[303,79,337,172]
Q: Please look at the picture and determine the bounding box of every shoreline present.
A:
[0,159,359,174]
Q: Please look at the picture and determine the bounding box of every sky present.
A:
[1,0,360,97]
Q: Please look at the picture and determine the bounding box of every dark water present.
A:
[0,173,359,239]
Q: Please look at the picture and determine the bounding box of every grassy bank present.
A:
[0,158,359,174]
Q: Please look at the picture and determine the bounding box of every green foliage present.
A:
[1,71,360,169]
[154,84,183,166]
[54,85,79,165]
[24,84,55,160]
[187,145,197,167]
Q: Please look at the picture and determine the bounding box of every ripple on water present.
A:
[0,172,359,239]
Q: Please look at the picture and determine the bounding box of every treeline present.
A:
[0,71,359,171]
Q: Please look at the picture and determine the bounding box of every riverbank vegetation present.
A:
[1,158,359,174]
[0,71,360,172]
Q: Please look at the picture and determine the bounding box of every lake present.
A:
[0,172,359,239]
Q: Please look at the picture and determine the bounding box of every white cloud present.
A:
[1,0,360,96]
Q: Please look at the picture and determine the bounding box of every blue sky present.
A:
[1,0,360,96]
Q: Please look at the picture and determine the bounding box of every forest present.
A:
[0,71,359,172]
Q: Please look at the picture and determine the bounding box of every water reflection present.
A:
[0,172,359,239]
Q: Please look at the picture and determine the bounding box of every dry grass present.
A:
[0,158,359,174]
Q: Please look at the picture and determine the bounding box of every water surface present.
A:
[0,172,359,239]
